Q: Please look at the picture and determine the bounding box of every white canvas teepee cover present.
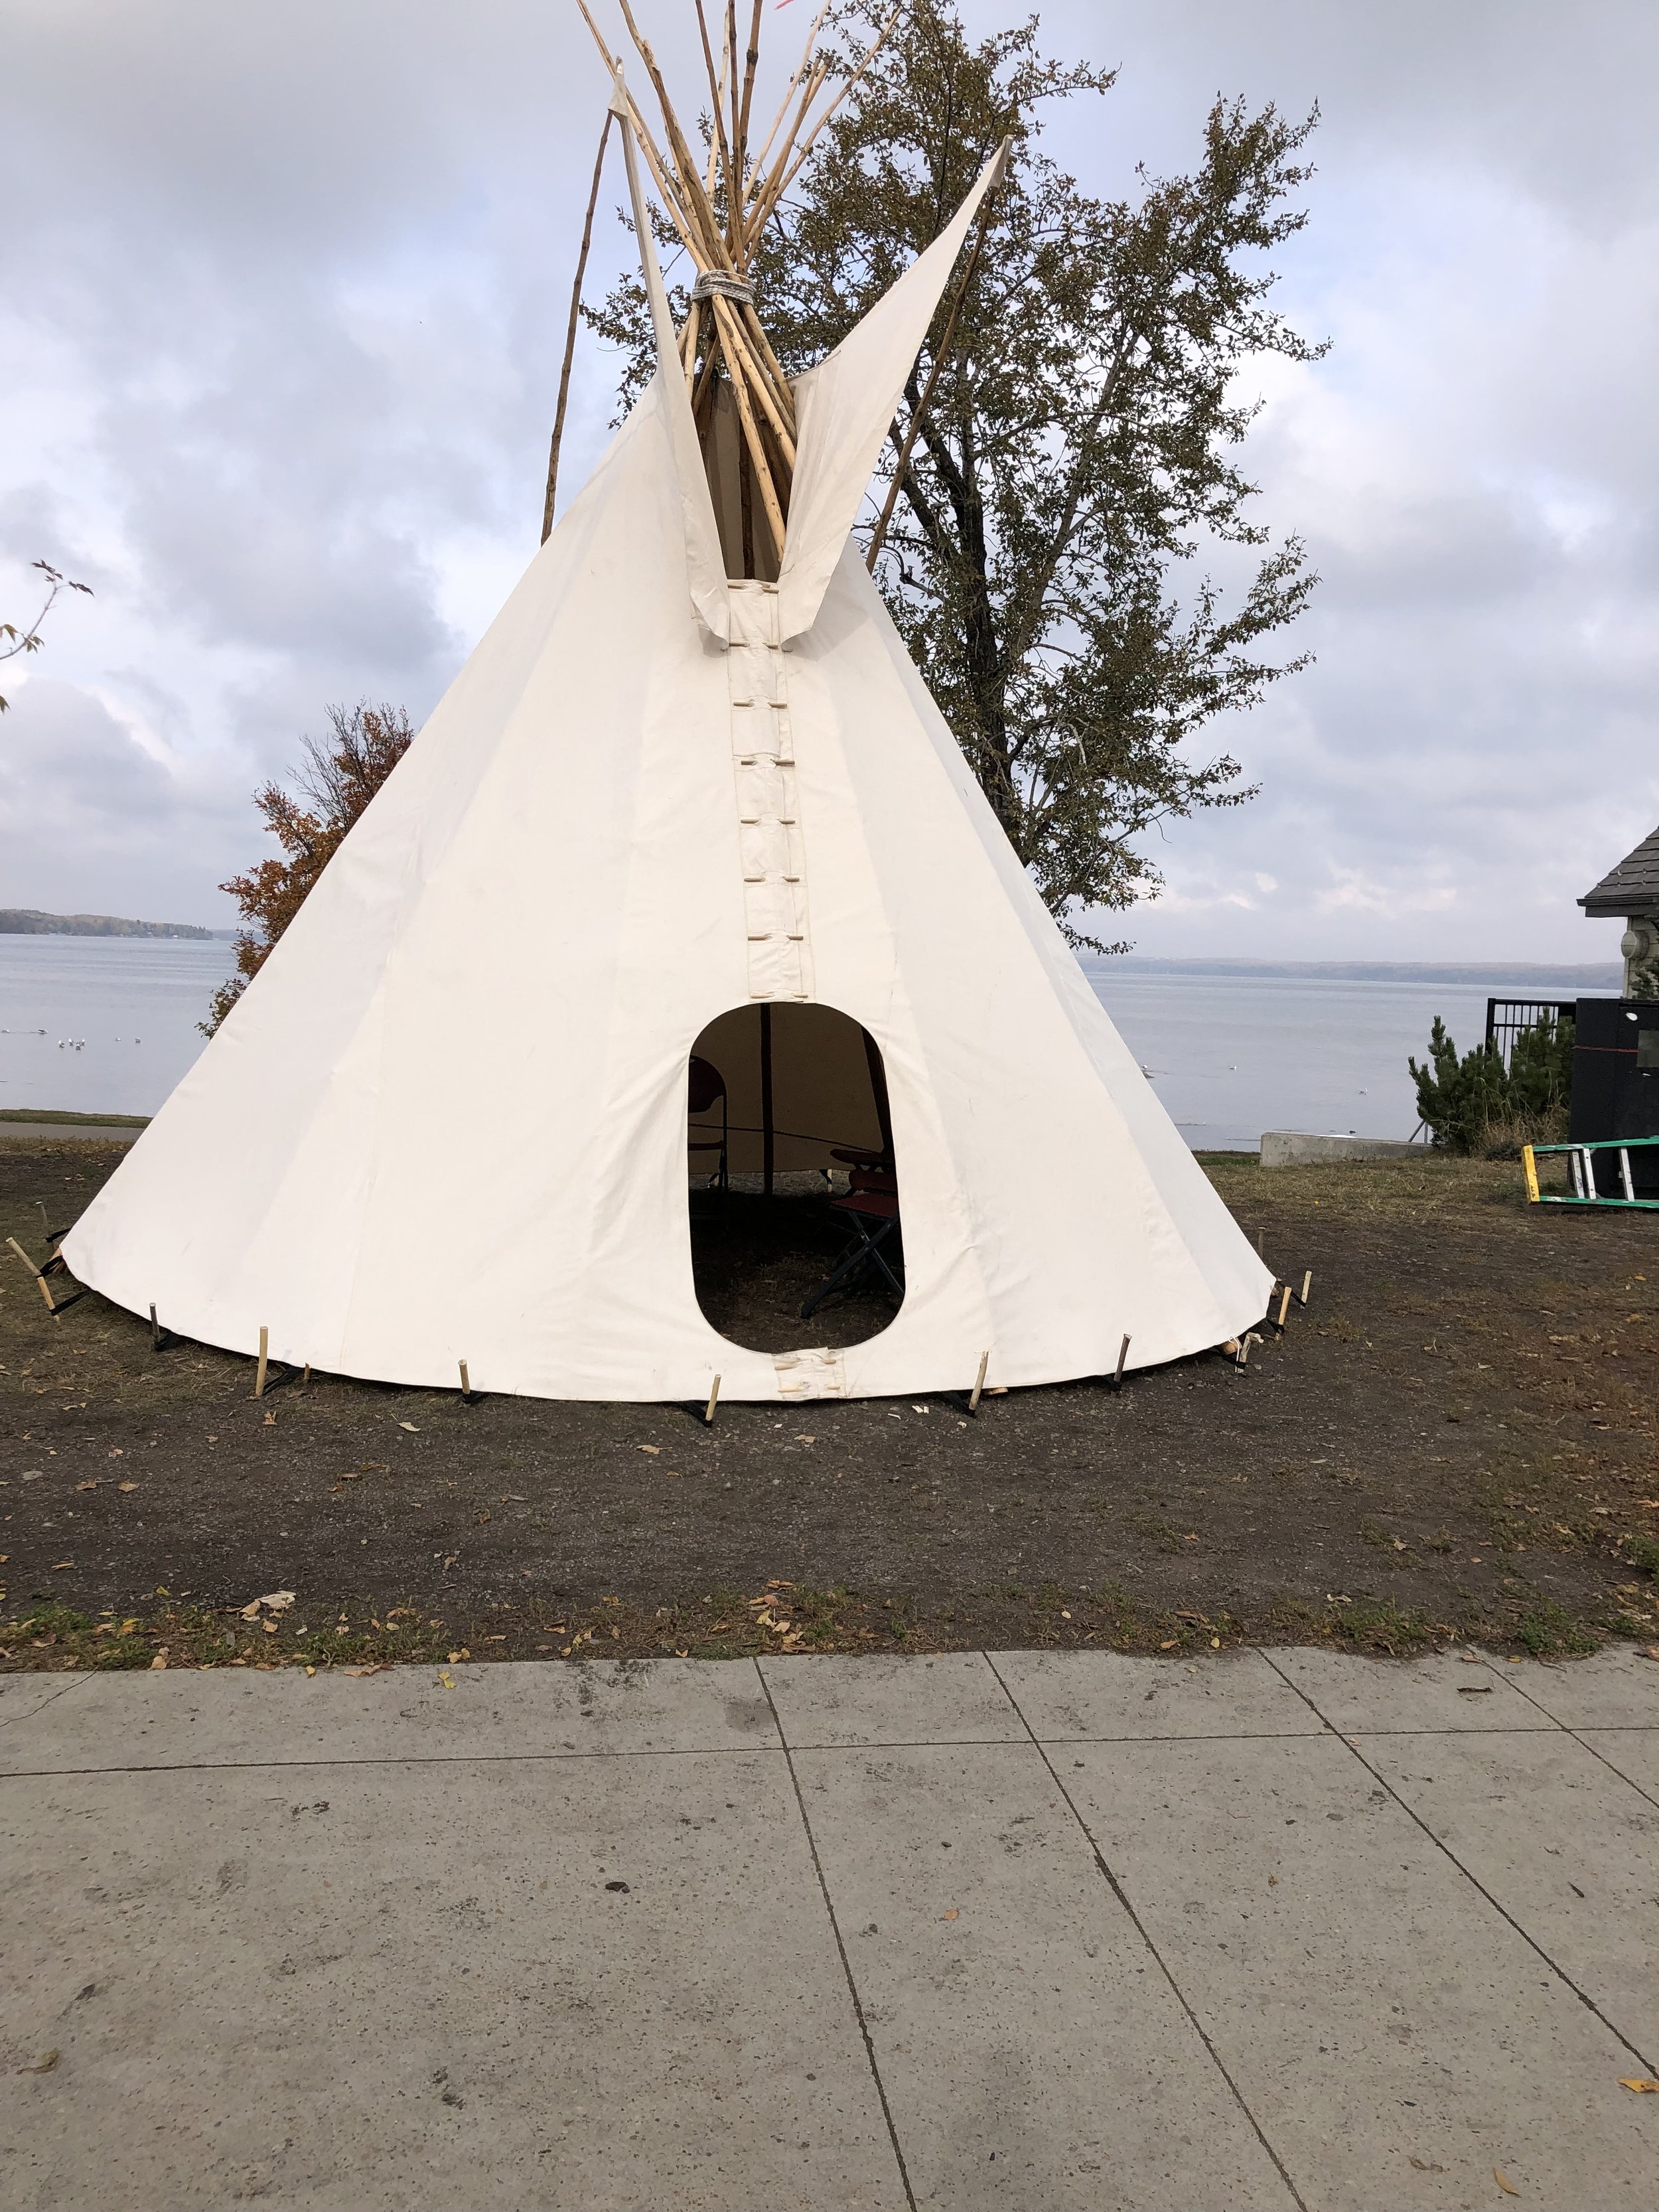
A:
[64,145,1272,1402]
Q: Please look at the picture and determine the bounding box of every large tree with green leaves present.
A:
[589,2,1322,946]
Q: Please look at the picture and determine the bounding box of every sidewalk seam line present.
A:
[1559,1732,1659,1814]
[981,1650,1310,2212]
[753,1659,918,2212]
[1480,1664,1659,1814]
[1257,1650,1659,2077]
[0,1741,784,1779]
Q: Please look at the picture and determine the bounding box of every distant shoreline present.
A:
[0,908,221,941]
[1088,957,1623,989]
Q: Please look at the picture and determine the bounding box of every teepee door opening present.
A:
[687,1004,902,1352]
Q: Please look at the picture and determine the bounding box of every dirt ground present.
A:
[3,1140,1656,1674]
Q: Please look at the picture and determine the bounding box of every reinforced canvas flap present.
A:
[775,141,1008,643]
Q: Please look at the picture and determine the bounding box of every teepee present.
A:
[63,3,1272,1402]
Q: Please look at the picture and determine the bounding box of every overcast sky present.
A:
[3,0,1655,962]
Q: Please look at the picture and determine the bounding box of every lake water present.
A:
[0,934,1607,1147]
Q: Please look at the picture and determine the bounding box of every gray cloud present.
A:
[1,0,1654,958]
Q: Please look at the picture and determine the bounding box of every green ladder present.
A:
[1523,1134,1659,1211]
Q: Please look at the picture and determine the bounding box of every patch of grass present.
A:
[1125,1511,1185,1552]
[1623,1536,1659,1578]
[1331,1598,1439,1655]
[1514,1598,1601,1659]
[3,1599,463,1674]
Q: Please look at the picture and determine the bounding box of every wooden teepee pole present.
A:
[543,108,613,543]
[866,215,991,569]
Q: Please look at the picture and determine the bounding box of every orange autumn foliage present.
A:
[203,701,413,1036]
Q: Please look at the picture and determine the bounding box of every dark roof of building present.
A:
[1580,822,1659,916]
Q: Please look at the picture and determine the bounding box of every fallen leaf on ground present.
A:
[1494,2169,1519,2196]
[51,1560,72,1570]
[240,1589,296,1619]
[263,1412,277,1426]
[117,1481,138,1493]
[344,1664,389,1678]
[1409,2158,1447,2173]
[1619,2078,1659,2093]
[437,1670,456,1688]
[398,1421,419,1432]
[794,1435,816,1443]
[17,2049,58,2074]
[149,1652,167,1670]
[638,1443,660,1454]
[940,1908,959,1921]
[75,1479,98,1491]
[1158,1639,1178,1651]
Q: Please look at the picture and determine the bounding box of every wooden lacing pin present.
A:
[459,1360,474,1404]
[705,1374,721,1426]
[148,1301,175,1353]
[1112,1333,1131,1390]
[1274,1284,1292,1331]
[1299,1270,1313,1306]
[1235,1332,1262,1368]
[253,1326,269,1400]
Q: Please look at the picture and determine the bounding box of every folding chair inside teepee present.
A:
[686,1054,729,1193]
[801,1189,902,1321]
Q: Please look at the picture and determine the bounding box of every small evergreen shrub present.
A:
[1409,1013,1573,1156]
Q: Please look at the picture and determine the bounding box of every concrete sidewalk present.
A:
[3,1647,1657,2210]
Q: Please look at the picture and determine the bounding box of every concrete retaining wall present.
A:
[1260,1131,1426,1168]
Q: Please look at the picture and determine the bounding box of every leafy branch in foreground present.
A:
[1,560,93,711]
[204,703,413,1038]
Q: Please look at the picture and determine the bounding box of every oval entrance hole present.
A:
[686,1004,902,1352]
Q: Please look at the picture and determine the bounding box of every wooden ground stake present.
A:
[1114,1333,1131,1387]
[1275,1284,1292,1330]
[253,1326,269,1400]
[969,1349,989,1413]
[301,1364,311,1386]
[705,1373,721,1424]
[459,1360,472,1400]
[150,1301,161,1351]
[1300,1270,1313,1305]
